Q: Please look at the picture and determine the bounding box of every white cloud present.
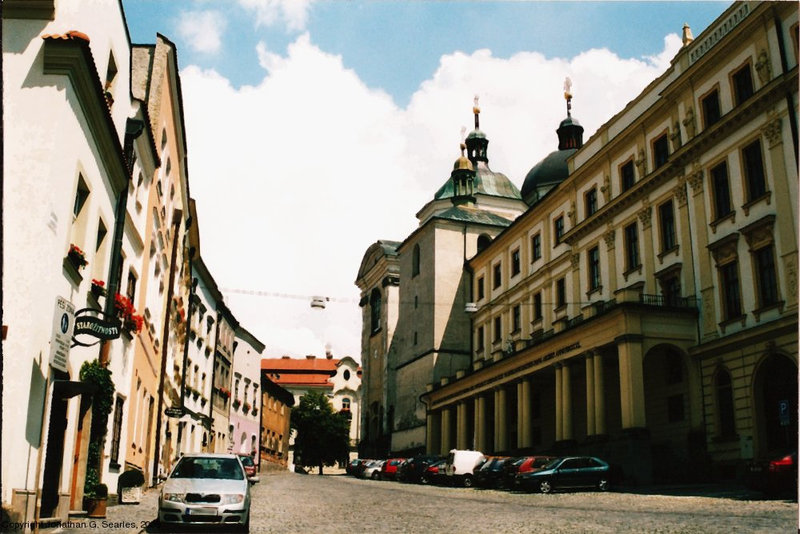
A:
[177,10,227,54]
[179,33,682,361]
[238,0,314,32]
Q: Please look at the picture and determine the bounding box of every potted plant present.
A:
[232,398,241,409]
[243,401,252,413]
[91,279,106,298]
[67,244,88,270]
[84,483,108,518]
[114,293,144,335]
[118,469,144,504]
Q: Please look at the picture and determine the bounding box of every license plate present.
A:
[187,507,217,515]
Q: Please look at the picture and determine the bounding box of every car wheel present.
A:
[539,479,552,494]
[598,478,609,492]
[372,472,379,480]
[462,475,474,488]
[420,475,429,485]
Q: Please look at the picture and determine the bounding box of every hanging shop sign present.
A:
[72,308,120,347]
[50,296,76,373]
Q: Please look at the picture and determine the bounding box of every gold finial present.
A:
[563,77,573,117]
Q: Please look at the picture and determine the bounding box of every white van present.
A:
[445,449,486,487]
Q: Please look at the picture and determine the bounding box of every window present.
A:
[556,278,566,308]
[661,276,681,306]
[711,161,732,219]
[754,246,778,307]
[477,276,485,300]
[585,187,597,217]
[493,262,502,289]
[126,269,137,302]
[720,261,742,320]
[659,200,676,252]
[95,220,107,252]
[342,398,351,411]
[715,369,736,438]
[110,396,124,465]
[343,369,351,381]
[412,244,420,277]
[732,63,754,106]
[742,139,767,201]
[653,134,669,169]
[493,316,502,342]
[533,293,542,320]
[476,326,484,352]
[512,304,521,332]
[413,331,417,345]
[624,222,640,271]
[554,216,564,245]
[370,288,381,333]
[511,249,520,277]
[414,295,418,309]
[588,246,601,291]
[73,176,90,218]
[667,394,685,423]
[477,234,492,253]
[701,88,721,128]
[531,233,541,261]
[620,160,635,191]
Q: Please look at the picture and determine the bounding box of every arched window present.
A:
[715,368,736,438]
[342,397,351,411]
[412,244,420,277]
[477,234,492,253]
[370,288,381,333]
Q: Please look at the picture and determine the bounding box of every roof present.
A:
[434,161,522,201]
[431,206,515,227]
[261,356,338,388]
[520,148,577,205]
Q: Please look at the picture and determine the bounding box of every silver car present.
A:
[159,453,251,531]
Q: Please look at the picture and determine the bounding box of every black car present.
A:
[399,455,443,484]
[516,456,611,493]
[421,459,448,485]
[474,457,511,489]
[746,451,797,496]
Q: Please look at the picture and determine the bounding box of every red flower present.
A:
[91,279,105,287]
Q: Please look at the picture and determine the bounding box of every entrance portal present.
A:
[754,354,798,456]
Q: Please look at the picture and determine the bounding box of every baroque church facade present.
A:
[356,1,798,483]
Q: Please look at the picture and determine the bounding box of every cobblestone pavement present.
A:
[48,471,796,534]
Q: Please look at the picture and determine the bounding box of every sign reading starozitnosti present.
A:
[50,296,75,373]
[72,308,120,347]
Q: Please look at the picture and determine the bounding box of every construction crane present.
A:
[220,288,357,309]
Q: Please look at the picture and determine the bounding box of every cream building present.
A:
[363,1,798,483]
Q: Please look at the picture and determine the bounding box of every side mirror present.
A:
[248,476,260,485]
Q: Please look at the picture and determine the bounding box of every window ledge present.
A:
[718,314,747,333]
[622,264,642,281]
[657,245,679,264]
[586,286,603,298]
[741,191,771,216]
[710,211,736,234]
[753,301,784,321]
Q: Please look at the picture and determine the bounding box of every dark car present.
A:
[746,451,797,496]
[399,455,443,484]
[474,457,511,489]
[421,458,448,485]
[516,456,611,493]
[504,455,557,488]
[347,458,366,477]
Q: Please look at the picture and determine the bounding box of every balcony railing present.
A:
[639,294,698,308]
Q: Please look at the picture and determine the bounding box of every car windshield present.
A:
[171,457,244,480]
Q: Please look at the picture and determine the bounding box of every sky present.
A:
[121,0,731,362]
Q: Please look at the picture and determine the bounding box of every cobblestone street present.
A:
[46,471,796,534]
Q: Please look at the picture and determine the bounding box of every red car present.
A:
[237,453,257,480]
[506,456,557,488]
[380,458,406,480]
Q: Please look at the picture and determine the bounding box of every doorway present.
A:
[753,354,798,456]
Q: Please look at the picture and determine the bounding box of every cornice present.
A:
[2,0,55,20]
[42,36,129,196]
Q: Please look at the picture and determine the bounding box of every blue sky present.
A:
[119,1,733,360]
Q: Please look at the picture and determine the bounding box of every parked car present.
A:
[421,458,448,485]
[158,452,251,531]
[399,455,443,484]
[504,455,557,488]
[516,456,611,493]
[347,458,366,477]
[474,457,511,489]
[746,451,797,496]
[360,460,386,480]
[380,458,406,480]
[237,453,259,484]
[445,449,486,488]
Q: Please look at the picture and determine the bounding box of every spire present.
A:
[466,94,489,163]
[557,77,584,150]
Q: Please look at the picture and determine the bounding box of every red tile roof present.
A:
[261,356,336,388]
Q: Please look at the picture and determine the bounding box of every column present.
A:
[426,411,439,454]
[519,378,532,448]
[494,388,508,452]
[554,365,563,441]
[593,351,606,434]
[440,407,452,455]
[617,338,646,428]
[562,363,573,440]
[585,353,596,436]
[456,401,468,450]
[474,395,486,452]
[638,202,656,292]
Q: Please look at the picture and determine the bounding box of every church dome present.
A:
[520,148,577,205]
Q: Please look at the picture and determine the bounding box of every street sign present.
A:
[49,296,75,373]
[778,399,790,426]
[72,308,120,346]
[165,407,185,418]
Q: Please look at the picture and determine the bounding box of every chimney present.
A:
[325,343,333,359]
[306,355,316,359]
[281,355,290,359]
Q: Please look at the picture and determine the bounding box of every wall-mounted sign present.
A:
[165,407,185,418]
[50,296,75,373]
[72,308,120,347]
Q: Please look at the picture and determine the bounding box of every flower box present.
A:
[67,244,88,270]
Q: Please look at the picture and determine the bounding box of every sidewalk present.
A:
[47,488,160,534]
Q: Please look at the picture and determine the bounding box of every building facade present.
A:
[259,375,294,469]
[231,327,265,460]
[361,1,798,483]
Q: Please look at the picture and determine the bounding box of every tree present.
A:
[291,391,351,475]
